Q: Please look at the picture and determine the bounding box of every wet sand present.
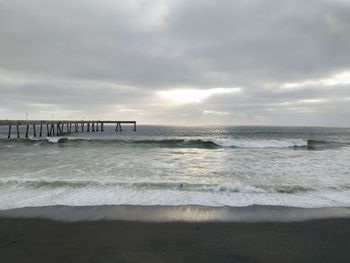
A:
[1,206,350,263]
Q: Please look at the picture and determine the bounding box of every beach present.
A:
[1,205,350,263]
[1,125,350,262]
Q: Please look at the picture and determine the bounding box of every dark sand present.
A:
[1,206,350,263]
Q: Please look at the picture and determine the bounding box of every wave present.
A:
[213,138,308,148]
[0,137,348,150]
[2,179,349,194]
[305,139,344,150]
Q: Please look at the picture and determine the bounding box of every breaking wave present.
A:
[2,179,349,194]
[0,137,348,150]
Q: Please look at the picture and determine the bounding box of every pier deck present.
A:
[0,120,136,138]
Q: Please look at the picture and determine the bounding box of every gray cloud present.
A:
[0,0,349,126]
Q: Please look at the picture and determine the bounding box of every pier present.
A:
[0,120,136,138]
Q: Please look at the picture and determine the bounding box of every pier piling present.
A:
[50,124,55,136]
[1,120,136,138]
[8,125,11,139]
[25,125,29,138]
[57,124,61,136]
[115,122,123,132]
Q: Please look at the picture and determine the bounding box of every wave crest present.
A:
[2,179,348,194]
[0,137,347,149]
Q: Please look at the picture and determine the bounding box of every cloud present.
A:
[266,70,350,90]
[0,0,350,126]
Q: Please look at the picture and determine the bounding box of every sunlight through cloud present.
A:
[203,110,229,115]
[157,87,242,104]
[265,70,350,90]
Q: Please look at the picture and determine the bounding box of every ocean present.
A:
[0,125,349,209]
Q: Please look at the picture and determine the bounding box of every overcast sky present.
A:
[1,0,350,126]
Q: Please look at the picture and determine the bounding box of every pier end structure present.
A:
[0,120,136,138]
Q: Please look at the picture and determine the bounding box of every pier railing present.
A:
[0,120,136,138]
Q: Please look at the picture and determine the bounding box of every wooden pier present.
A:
[0,120,136,138]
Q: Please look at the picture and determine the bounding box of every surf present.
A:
[1,137,348,150]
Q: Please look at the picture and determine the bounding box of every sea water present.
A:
[0,125,349,209]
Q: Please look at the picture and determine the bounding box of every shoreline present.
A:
[1,204,350,222]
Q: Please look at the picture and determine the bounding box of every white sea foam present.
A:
[44,136,89,143]
[46,137,60,143]
[1,184,350,210]
[0,178,350,209]
[213,138,307,148]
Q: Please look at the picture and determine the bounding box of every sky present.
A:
[0,0,350,126]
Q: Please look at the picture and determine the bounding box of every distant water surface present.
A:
[0,125,349,209]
